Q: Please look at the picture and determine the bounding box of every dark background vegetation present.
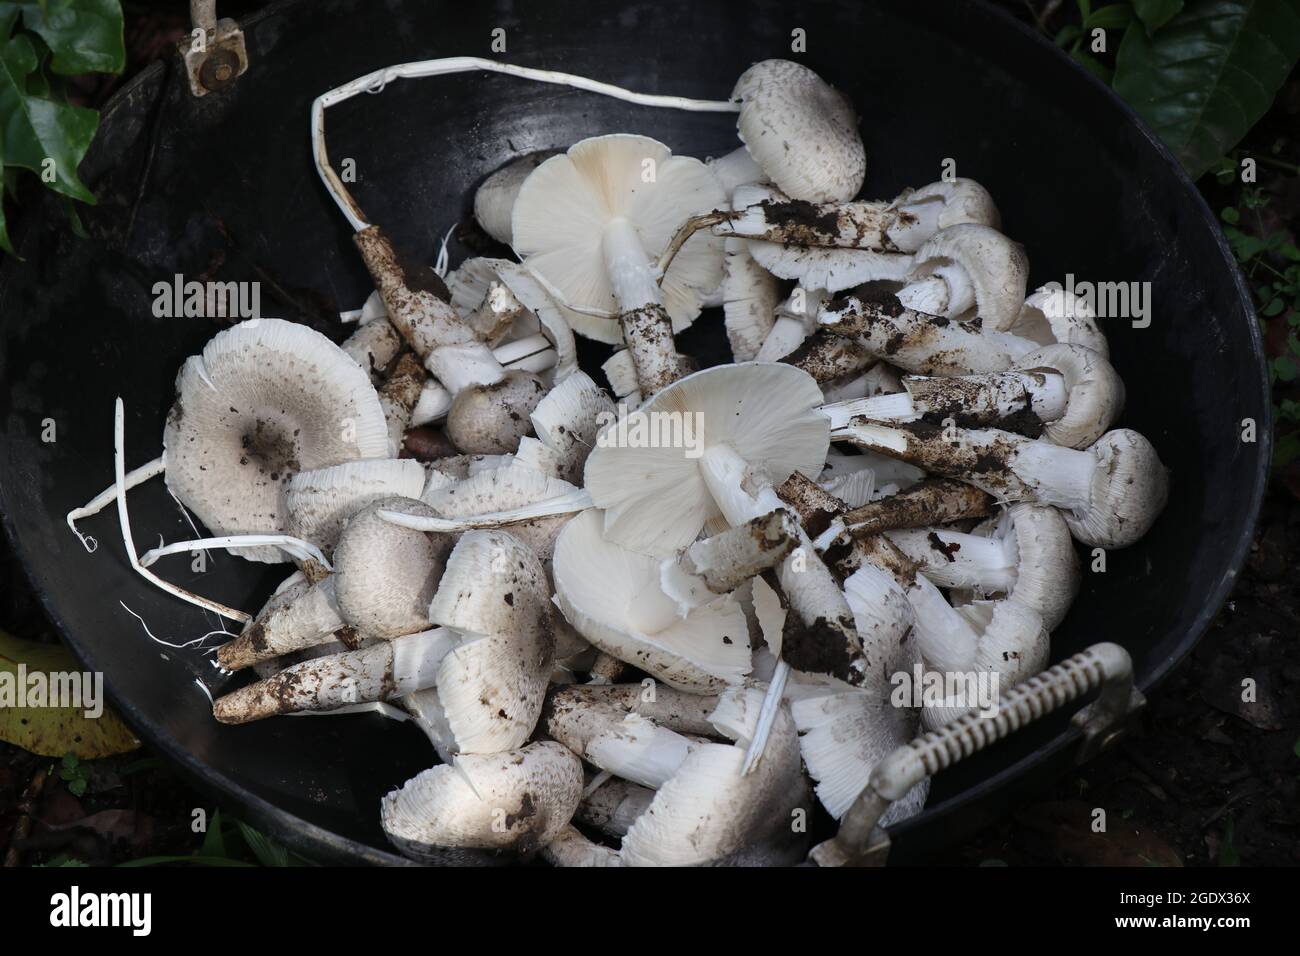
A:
[1,0,1297,866]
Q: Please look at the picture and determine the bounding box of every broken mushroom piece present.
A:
[380,741,583,864]
[840,421,1169,548]
[512,134,726,392]
[162,318,390,563]
[658,509,801,616]
[552,509,752,692]
[721,239,782,361]
[897,223,1029,329]
[528,370,617,483]
[887,503,1081,630]
[1010,284,1110,358]
[473,149,562,246]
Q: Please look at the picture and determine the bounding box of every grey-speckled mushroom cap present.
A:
[906,223,1029,332]
[162,319,390,562]
[333,496,448,639]
[732,59,865,204]
[1067,429,1169,548]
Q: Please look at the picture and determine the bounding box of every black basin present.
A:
[0,0,1268,864]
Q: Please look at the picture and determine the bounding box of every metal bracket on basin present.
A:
[809,641,1146,867]
[179,0,248,97]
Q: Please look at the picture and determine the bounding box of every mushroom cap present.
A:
[529,370,617,483]
[333,496,447,639]
[1067,429,1169,548]
[584,362,829,555]
[906,223,1028,331]
[999,503,1080,630]
[427,529,554,753]
[902,178,1001,233]
[162,319,389,562]
[1013,285,1110,358]
[552,509,751,692]
[380,741,583,862]
[473,150,562,246]
[511,134,726,340]
[1015,343,1125,449]
[732,59,865,203]
[285,458,427,555]
[619,685,811,866]
[445,369,547,455]
[722,238,781,361]
[422,462,581,559]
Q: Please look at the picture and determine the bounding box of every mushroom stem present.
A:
[821,369,1068,433]
[886,528,1018,593]
[424,341,506,393]
[378,352,428,452]
[832,478,995,540]
[819,294,1038,375]
[659,509,800,615]
[586,717,699,790]
[541,825,623,867]
[213,627,458,723]
[216,577,344,670]
[577,777,656,837]
[66,454,166,552]
[754,314,814,362]
[603,217,687,394]
[587,652,628,685]
[781,329,875,383]
[412,334,556,426]
[838,420,1168,547]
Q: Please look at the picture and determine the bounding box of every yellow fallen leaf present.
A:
[0,631,139,758]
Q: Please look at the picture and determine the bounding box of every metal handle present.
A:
[810,641,1145,866]
[181,0,249,97]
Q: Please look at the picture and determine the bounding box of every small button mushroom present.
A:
[472,149,562,246]
[886,503,1081,630]
[380,741,583,864]
[528,370,616,483]
[552,509,752,692]
[442,362,547,455]
[162,319,391,564]
[840,420,1170,548]
[511,134,726,393]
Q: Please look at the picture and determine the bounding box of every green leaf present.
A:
[236,820,302,867]
[0,31,100,204]
[1113,0,1300,180]
[1275,430,1300,466]
[1262,296,1285,315]
[1274,356,1298,380]
[1134,0,1187,32]
[1072,47,1115,83]
[0,0,124,75]
[1057,23,1084,47]
[1221,205,1240,223]
[1086,4,1136,28]
[0,630,140,758]
[199,808,227,859]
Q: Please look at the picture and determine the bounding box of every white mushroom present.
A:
[162,319,390,563]
[473,150,562,245]
[896,223,1029,329]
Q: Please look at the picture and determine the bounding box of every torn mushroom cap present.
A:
[1014,343,1124,449]
[511,134,726,342]
[380,741,582,863]
[901,223,1028,330]
[552,508,751,692]
[899,178,1001,236]
[584,362,829,555]
[162,318,389,563]
[473,149,562,246]
[732,59,865,203]
[419,528,554,754]
[422,461,582,559]
[921,598,1049,730]
[790,562,926,821]
[1011,284,1110,358]
[529,370,617,484]
[285,458,427,555]
[722,239,782,361]
[619,685,811,866]
[333,496,448,640]
[446,256,579,382]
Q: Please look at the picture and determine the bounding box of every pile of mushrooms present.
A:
[67,58,1168,866]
